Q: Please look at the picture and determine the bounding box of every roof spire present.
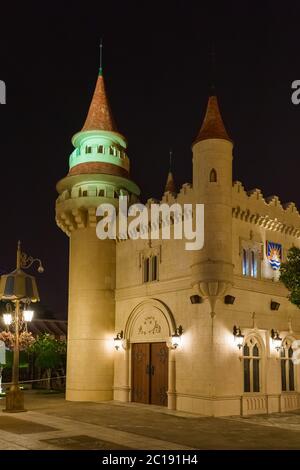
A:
[164,149,176,194]
[169,148,173,171]
[193,91,231,144]
[99,39,103,76]
[81,45,117,132]
[210,42,216,96]
[193,44,232,145]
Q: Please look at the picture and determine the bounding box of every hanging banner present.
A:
[266,241,282,270]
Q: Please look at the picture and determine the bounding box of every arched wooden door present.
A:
[131,342,168,406]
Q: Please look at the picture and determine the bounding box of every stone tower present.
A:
[191,93,233,316]
[56,68,140,401]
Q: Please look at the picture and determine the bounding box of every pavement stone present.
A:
[0,392,299,450]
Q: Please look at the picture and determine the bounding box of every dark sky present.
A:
[0,1,300,318]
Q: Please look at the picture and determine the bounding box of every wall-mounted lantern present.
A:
[233,325,244,349]
[114,330,124,351]
[271,329,282,351]
[171,325,183,349]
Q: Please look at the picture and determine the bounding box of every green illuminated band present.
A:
[69,129,129,172]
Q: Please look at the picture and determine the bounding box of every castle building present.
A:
[56,66,300,417]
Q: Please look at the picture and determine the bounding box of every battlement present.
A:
[232,181,300,237]
[150,183,194,206]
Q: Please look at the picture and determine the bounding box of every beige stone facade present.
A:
[56,75,300,416]
[113,151,300,417]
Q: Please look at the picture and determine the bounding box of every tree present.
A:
[29,334,66,389]
[280,246,300,308]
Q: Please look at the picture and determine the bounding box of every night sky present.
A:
[0,1,300,318]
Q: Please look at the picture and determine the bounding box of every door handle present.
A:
[151,365,155,375]
[146,364,150,375]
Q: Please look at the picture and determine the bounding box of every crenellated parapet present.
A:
[56,164,140,236]
[56,205,99,236]
[160,182,193,205]
[232,181,300,237]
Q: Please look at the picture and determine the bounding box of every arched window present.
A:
[86,146,92,154]
[250,250,257,278]
[209,168,217,182]
[143,258,149,283]
[143,255,159,283]
[242,249,248,276]
[151,256,158,281]
[243,337,262,392]
[281,339,295,391]
[97,145,103,153]
[242,247,260,278]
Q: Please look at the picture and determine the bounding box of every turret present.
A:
[56,66,140,401]
[164,170,176,194]
[191,93,233,316]
[163,150,176,195]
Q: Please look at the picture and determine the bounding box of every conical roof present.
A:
[194,95,231,144]
[164,171,176,194]
[81,72,117,132]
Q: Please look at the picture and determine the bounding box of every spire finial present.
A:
[210,42,216,95]
[99,39,103,76]
[169,148,173,171]
[164,149,176,194]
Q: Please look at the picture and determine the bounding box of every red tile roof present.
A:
[194,95,231,144]
[68,161,129,178]
[164,171,176,194]
[81,74,117,132]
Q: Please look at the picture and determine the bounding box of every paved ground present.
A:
[0,391,299,450]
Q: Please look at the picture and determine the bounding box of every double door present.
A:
[131,342,168,406]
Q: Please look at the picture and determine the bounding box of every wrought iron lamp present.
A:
[271,329,282,351]
[171,325,183,349]
[3,303,13,327]
[2,302,35,331]
[23,308,34,323]
[0,241,43,413]
[114,331,124,351]
[233,325,244,349]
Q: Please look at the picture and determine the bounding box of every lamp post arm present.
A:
[16,241,44,272]
[21,254,43,270]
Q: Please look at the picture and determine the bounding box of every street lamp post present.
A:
[0,241,43,413]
